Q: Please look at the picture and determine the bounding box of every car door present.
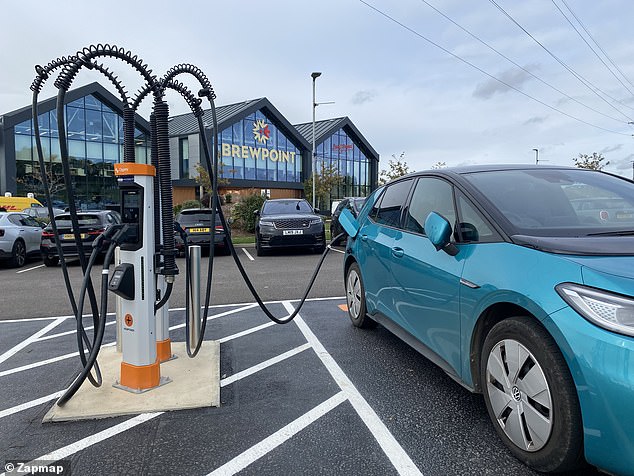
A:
[19,214,42,253]
[389,177,465,375]
[357,179,414,328]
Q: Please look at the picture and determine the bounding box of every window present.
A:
[375,179,413,228]
[405,178,456,235]
[456,192,499,243]
[179,137,189,179]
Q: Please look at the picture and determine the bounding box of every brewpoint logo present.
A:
[253,119,271,144]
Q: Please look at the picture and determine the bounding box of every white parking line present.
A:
[0,391,64,420]
[16,264,45,274]
[0,318,66,366]
[283,301,423,476]
[218,322,276,343]
[207,392,347,476]
[220,343,311,387]
[328,246,346,254]
[241,247,255,261]
[37,320,116,342]
[0,347,308,475]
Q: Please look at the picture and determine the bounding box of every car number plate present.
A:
[63,233,86,239]
[190,228,210,233]
[283,230,303,235]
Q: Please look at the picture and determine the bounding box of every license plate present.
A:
[283,230,303,235]
[189,228,210,233]
[63,233,86,240]
[616,212,633,219]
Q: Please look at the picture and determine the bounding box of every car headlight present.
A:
[309,218,322,225]
[259,220,274,227]
[556,283,634,337]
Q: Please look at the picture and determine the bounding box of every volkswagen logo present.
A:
[511,386,521,402]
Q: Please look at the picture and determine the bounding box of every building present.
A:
[1,83,379,210]
[0,82,150,209]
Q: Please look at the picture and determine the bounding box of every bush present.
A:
[232,193,265,233]
[225,193,233,204]
[173,199,202,216]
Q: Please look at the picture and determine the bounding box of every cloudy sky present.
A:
[2,0,634,177]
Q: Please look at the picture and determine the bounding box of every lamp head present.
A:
[311,72,322,79]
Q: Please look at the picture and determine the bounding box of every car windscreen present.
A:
[262,200,313,214]
[54,215,102,227]
[352,198,366,213]
[178,212,213,224]
[463,168,634,237]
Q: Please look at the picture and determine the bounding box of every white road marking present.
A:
[37,320,116,342]
[0,318,66,366]
[328,246,346,254]
[168,304,258,331]
[0,412,164,476]
[283,301,423,476]
[0,345,306,473]
[0,343,116,378]
[220,343,311,387]
[241,247,255,261]
[0,297,345,324]
[218,322,276,343]
[15,264,45,274]
[207,392,347,476]
[0,391,64,420]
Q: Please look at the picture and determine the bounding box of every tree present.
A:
[303,162,344,211]
[573,152,609,170]
[379,152,410,185]
[194,163,230,206]
[15,161,66,198]
[232,190,265,233]
[431,161,447,169]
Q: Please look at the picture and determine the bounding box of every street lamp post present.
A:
[311,72,321,211]
[533,148,539,165]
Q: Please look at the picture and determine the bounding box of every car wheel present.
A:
[345,262,376,328]
[481,317,584,472]
[9,239,27,268]
[43,255,59,267]
[255,235,265,257]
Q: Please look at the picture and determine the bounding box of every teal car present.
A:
[340,165,634,475]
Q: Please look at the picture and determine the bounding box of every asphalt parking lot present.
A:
[0,248,602,475]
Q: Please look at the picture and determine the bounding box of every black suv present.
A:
[40,210,121,267]
[255,199,325,256]
[330,197,366,241]
[174,208,230,256]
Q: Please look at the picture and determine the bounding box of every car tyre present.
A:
[43,255,59,267]
[255,235,266,257]
[345,262,376,328]
[480,317,584,473]
[9,239,27,268]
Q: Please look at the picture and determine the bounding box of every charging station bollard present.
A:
[188,245,202,347]
[156,276,172,362]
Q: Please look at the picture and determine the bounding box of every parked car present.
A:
[0,212,44,267]
[570,196,634,223]
[330,197,366,243]
[22,206,65,222]
[255,199,325,256]
[40,210,122,266]
[174,208,230,256]
[340,165,634,475]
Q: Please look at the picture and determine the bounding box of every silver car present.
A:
[0,212,43,267]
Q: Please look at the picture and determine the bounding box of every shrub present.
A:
[225,193,233,204]
[232,193,265,233]
[173,199,202,216]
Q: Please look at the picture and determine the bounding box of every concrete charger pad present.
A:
[43,341,220,422]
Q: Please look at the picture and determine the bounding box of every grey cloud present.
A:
[523,116,548,125]
[614,153,634,170]
[473,66,536,99]
[600,144,623,154]
[352,90,377,105]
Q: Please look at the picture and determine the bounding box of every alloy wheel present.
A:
[346,268,362,319]
[14,241,26,267]
[485,338,553,452]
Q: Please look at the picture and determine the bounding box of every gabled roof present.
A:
[294,117,379,161]
[168,97,311,151]
[1,82,150,132]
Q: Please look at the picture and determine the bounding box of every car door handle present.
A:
[361,234,368,241]
[391,247,404,258]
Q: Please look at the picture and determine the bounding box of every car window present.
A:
[375,179,414,228]
[263,200,313,214]
[23,216,40,227]
[456,192,500,243]
[8,215,23,226]
[404,177,456,235]
[54,214,102,227]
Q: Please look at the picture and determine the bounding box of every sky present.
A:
[2,0,634,178]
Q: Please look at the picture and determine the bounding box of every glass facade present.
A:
[13,94,149,208]
[316,127,371,203]
[218,110,302,183]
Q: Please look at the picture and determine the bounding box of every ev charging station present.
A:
[27,44,341,421]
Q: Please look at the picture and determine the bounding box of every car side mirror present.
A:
[254,210,260,216]
[314,208,320,214]
[339,208,359,239]
[424,212,458,256]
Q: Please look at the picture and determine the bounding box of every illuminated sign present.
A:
[221,119,296,163]
[332,144,353,152]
